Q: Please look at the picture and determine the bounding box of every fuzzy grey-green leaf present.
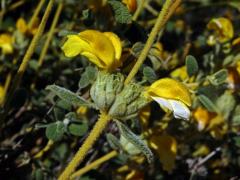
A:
[108,0,132,24]
[143,66,157,83]
[68,122,88,137]
[116,120,154,163]
[198,94,218,112]
[208,69,228,86]
[46,121,65,141]
[46,85,93,107]
[106,133,123,151]
[185,55,198,76]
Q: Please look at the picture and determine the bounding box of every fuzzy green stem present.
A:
[132,0,146,21]
[28,0,46,29]
[125,0,181,84]
[1,0,55,124]
[31,2,63,90]
[58,112,111,180]
[70,150,117,179]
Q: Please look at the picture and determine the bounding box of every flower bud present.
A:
[90,72,124,111]
[90,72,149,120]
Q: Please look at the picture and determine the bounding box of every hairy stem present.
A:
[70,150,117,179]
[28,0,46,29]
[1,0,55,124]
[58,112,111,180]
[125,0,181,84]
[31,2,63,90]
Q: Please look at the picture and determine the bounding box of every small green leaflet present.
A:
[79,66,98,89]
[208,69,228,86]
[185,55,198,76]
[116,120,154,163]
[106,133,123,151]
[108,0,132,24]
[46,121,65,141]
[198,94,218,113]
[143,66,157,83]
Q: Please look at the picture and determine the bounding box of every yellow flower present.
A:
[76,106,88,117]
[0,33,14,54]
[16,17,39,35]
[170,66,188,81]
[232,37,240,47]
[237,61,240,76]
[193,107,216,131]
[146,78,191,120]
[122,0,137,13]
[192,144,210,157]
[139,105,151,129]
[207,17,234,45]
[0,85,5,106]
[61,30,122,71]
[149,135,177,172]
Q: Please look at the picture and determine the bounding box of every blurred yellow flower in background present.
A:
[146,78,191,120]
[192,144,210,157]
[76,106,88,117]
[207,17,234,46]
[170,66,188,81]
[149,135,177,172]
[16,17,39,35]
[0,85,5,106]
[193,107,216,131]
[122,0,137,13]
[0,34,14,54]
[193,107,227,139]
[62,30,122,71]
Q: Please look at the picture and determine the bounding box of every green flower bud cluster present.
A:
[90,72,149,120]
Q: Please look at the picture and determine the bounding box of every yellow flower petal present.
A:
[170,66,188,81]
[192,144,210,157]
[149,135,177,172]
[139,105,151,128]
[193,107,213,130]
[61,35,92,57]
[16,18,28,34]
[147,78,191,106]
[0,86,5,105]
[81,51,106,68]
[103,32,122,68]
[207,17,234,43]
[122,0,137,13]
[76,106,88,116]
[0,34,14,54]
[79,30,115,68]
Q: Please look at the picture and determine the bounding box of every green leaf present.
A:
[32,169,44,180]
[54,107,65,121]
[29,60,39,71]
[108,0,132,24]
[232,105,240,126]
[216,91,236,119]
[46,85,93,107]
[143,66,157,83]
[68,122,88,137]
[115,120,154,163]
[46,121,65,141]
[208,69,228,86]
[185,55,198,76]
[198,94,218,113]
[106,133,123,151]
[234,136,240,148]
[51,143,68,161]
[79,66,98,89]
